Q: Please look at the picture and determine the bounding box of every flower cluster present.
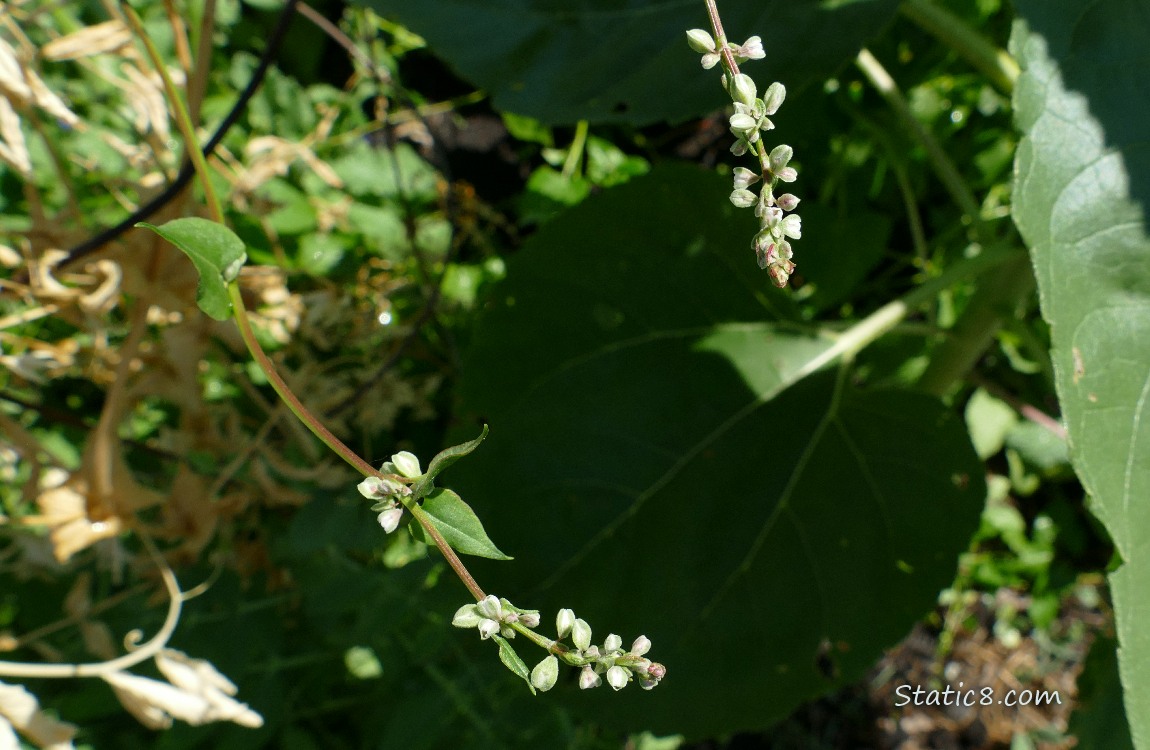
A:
[452,595,541,639]
[549,608,665,692]
[453,599,666,693]
[687,26,802,287]
[356,451,420,533]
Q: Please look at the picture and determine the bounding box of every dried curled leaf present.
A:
[41,20,132,61]
[0,680,77,749]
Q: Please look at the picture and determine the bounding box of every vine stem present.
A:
[127,2,487,603]
[900,0,1018,95]
[0,536,181,678]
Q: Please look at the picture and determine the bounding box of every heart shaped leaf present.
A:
[137,218,247,321]
[411,488,512,561]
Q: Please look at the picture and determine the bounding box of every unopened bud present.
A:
[477,619,500,639]
[729,188,757,208]
[768,144,793,173]
[476,595,502,621]
[520,611,541,628]
[631,635,652,656]
[579,665,601,690]
[572,619,593,651]
[391,451,422,478]
[732,167,760,190]
[606,665,630,691]
[761,82,786,115]
[603,634,622,653]
[451,604,482,628]
[376,507,404,534]
[776,193,800,212]
[556,608,575,639]
[531,655,559,692]
[729,74,757,106]
[686,28,717,54]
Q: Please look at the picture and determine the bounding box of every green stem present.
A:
[408,503,486,601]
[855,48,984,242]
[561,120,589,179]
[915,252,1035,396]
[123,4,224,225]
[900,0,1018,95]
[796,246,1019,381]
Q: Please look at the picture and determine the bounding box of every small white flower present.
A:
[768,144,793,173]
[520,611,541,628]
[606,665,630,691]
[776,193,800,212]
[452,604,482,628]
[761,82,786,115]
[686,28,717,54]
[736,35,765,61]
[572,619,593,651]
[477,619,500,640]
[630,635,652,656]
[391,451,422,478]
[530,656,559,692]
[556,608,575,639]
[603,634,622,653]
[578,665,601,690]
[376,507,404,534]
[476,595,503,621]
[729,188,757,208]
[701,52,721,70]
[732,167,760,190]
[729,73,756,106]
[775,166,798,183]
[780,214,802,240]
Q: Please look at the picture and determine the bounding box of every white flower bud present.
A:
[729,188,757,208]
[578,665,601,690]
[775,166,798,183]
[780,214,802,240]
[391,451,422,478]
[358,476,399,499]
[476,595,502,621]
[556,608,575,639]
[701,52,721,70]
[686,28,717,54]
[572,619,592,651]
[500,624,516,638]
[630,635,652,656]
[603,634,622,653]
[530,656,559,692]
[519,611,541,628]
[732,167,760,190]
[776,193,800,212]
[477,619,500,639]
[738,36,765,61]
[769,144,793,173]
[452,605,482,628]
[376,508,404,534]
[761,82,786,115]
[729,74,756,106]
[729,112,758,133]
[606,665,630,691]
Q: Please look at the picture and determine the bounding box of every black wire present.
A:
[56,0,301,271]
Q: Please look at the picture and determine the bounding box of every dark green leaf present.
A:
[491,634,536,695]
[136,218,247,321]
[450,165,984,735]
[1011,2,1150,741]
[410,425,490,500]
[411,488,511,561]
[356,0,899,126]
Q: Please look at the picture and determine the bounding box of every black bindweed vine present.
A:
[688,0,802,287]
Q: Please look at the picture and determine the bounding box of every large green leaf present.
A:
[357,0,899,126]
[1010,3,1150,745]
[450,165,984,736]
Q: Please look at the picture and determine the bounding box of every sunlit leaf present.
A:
[136,218,246,321]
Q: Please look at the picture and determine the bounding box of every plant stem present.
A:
[409,503,486,601]
[900,0,1018,96]
[226,286,378,478]
[704,0,740,76]
[123,4,225,225]
[855,48,984,242]
[916,253,1036,396]
[562,120,589,179]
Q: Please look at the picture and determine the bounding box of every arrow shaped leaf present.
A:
[410,488,512,561]
[137,217,247,321]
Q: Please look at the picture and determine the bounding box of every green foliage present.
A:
[449,164,985,735]
[412,488,512,560]
[137,218,247,320]
[356,0,900,125]
[1010,2,1150,743]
